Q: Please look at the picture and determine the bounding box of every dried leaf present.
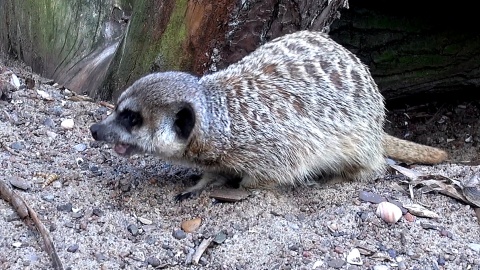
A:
[403,203,439,219]
[389,164,424,181]
[36,90,54,101]
[67,95,93,102]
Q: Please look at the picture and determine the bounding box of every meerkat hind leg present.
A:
[174,172,238,201]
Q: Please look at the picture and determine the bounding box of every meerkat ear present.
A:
[174,103,195,140]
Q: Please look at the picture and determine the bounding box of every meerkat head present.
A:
[90,72,204,159]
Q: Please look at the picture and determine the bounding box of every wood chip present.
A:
[99,101,115,110]
[137,216,153,225]
[192,237,213,265]
[404,203,439,219]
[181,218,202,233]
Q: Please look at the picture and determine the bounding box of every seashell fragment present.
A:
[376,201,402,224]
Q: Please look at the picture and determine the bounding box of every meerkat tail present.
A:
[383,134,448,165]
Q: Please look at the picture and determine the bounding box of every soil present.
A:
[0,57,479,270]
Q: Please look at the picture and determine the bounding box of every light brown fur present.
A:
[383,134,447,164]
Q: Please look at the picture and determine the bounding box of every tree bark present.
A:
[0,0,348,101]
[0,0,127,95]
[329,0,480,101]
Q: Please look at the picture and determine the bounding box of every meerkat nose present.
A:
[90,123,101,140]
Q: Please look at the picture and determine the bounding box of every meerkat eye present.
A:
[174,105,195,140]
[118,109,143,131]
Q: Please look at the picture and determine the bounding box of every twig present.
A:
[192,237,213,265]
[1,141,20,156]
[67,94,93,102]
[0,179,64,270]
[474,208,480,225]
[99,101,115,110]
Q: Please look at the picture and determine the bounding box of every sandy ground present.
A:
[0,59,479,270]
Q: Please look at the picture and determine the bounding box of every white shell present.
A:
[347,248,363,265]
[10,74,20,89]
[376,201,402,224]
[36,90,53,101]
[61,119,75,129]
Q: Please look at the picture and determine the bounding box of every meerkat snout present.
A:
[89,123,101,140]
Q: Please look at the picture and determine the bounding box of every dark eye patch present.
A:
[117,109,143,131]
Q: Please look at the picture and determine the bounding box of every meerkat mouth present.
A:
[113,143,137,156]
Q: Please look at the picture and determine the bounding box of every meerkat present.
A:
[90,30,448,200]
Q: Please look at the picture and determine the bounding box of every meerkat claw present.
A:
[174,191,197,202]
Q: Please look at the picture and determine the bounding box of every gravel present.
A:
[0,57,479,269]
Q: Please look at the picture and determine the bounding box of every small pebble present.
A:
[71,212,84,219]
[95,253,108,262]
[57,202,73,212]
[61,119,74,129]
[46,131,58,139]
[421,222,440,230]
[359,191,386,204]
[373,265,389,270]
[138,217,153,225]
[288,243,300,251]
[67,244,79,253]
[92,208,104,217]
[6,213,20,222]
[43,117,55,128]
[437,256,446,266]
[145,236,156,245]
[52,181,62,189]
[327,258,346,269]
[41,194,55,202]
[50,106,63,116]
[64,222,74,228]
[9,177,31,191]
[213,232,227,244]
[73,144,87,152]
[25,77,35,89]
[403,212,415,222]
[12,242,22,248]
[172,229,186,240]
[312,261,324,269]
[468,243,480,253]
[146,256,161,267]
[127,224,139,236]
[10,141,24,150]
[89,165,102,176]
[387,249,397,258]
[359,211,369,222]
[440,229,452,238]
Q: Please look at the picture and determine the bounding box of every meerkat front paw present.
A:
[174,172,232,202]
[174,190,199,201]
